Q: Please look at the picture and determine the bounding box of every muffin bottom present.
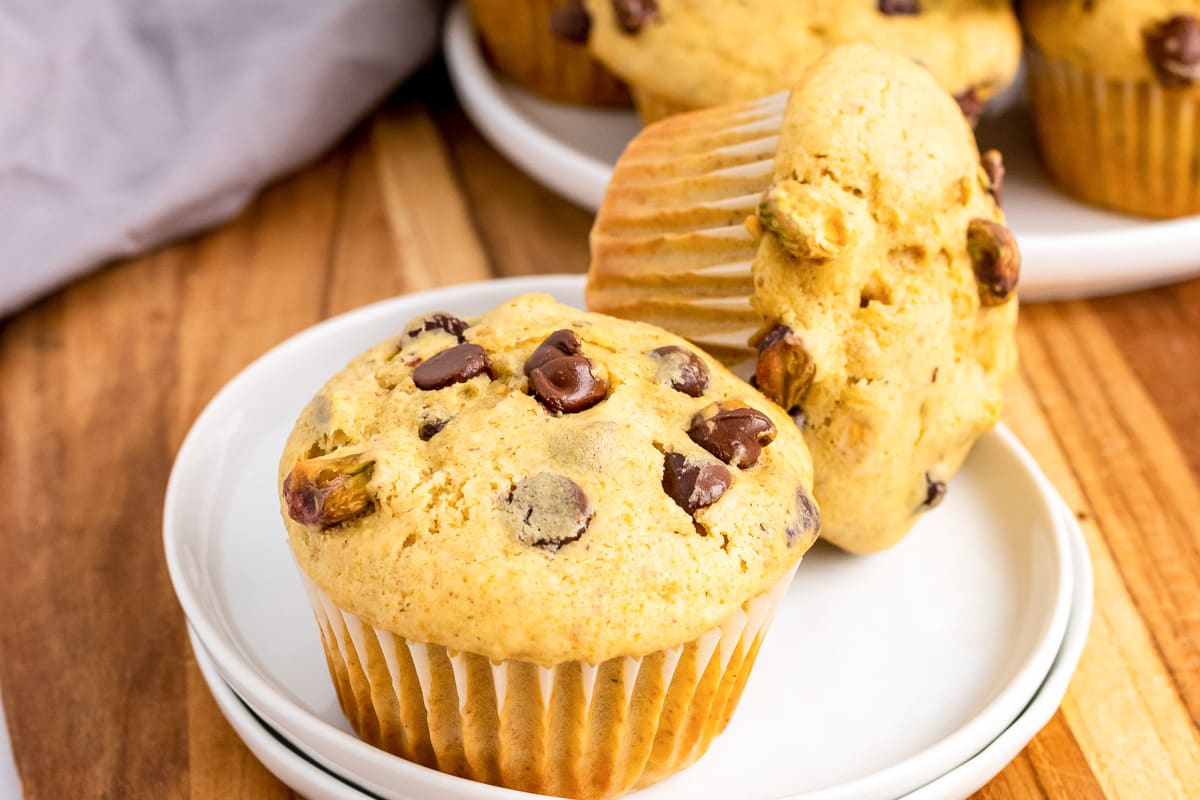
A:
[1027,46,1200,219]
[302,565,796,800]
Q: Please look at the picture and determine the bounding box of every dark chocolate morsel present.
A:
[413,343,493,390]
[649,345,709,396]
[407,312,469,342]
[612,0,657,33]
[688,401,778,468]
[662,453,732,515]
[878,0,920,15]
[923,474,947,510]
[524,329,583,377]
[1145,15,1200,87]
[786,489,821,546]
[418,419,447,441]
[551,1,591,43]
[503,474,593,551]
[530,354,607,413]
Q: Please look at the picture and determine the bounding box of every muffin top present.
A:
[1023,1,1200,87]
[583,0,1021,113]
[749,44,1019,553]
[279,294,818,665]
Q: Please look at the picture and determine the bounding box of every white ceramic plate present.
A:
[191,502,1092,800]
[165,275,1073,800]
[443,3,1200,302]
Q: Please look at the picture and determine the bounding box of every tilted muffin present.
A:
[467,0,630,106]
[279,294,819,799]
[1022,1,1200,217]
[583,0,1022,121]
[587,44,1019,553]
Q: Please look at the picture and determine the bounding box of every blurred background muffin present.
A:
[1021,1,1200,218]
[467,0,631,105]
[582,0,1022,122]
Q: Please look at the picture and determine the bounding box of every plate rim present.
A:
[165,275,1074,800]
[442,2,1200,301]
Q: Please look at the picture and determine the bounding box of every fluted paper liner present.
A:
[587,92,788,371]
[301,563,797,799]
[1026,46,1200,218]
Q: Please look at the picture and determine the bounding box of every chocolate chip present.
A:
[551,1,591,43]
[530,354,607,413]
[967,218,1021,306]
[1145,15,1200,87]
[878,0,920,15]
[981,149,1005,208]
[662,453,732,515]
[923,474,947,510]
[954,87,985,126]
[688,401,778,469]
[524,329,582,377]
[503,474,593,551]
[786,489,821,545]
[612,0,657,33]
[754,325,814,414]
[413,343,493,390]
[649,345,709,397]
[418,419,447,441]
[407,312,469,342]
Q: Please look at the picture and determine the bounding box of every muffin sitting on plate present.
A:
[1022,1,1200,218]
[580,0,1022,122]
[588,44,1020,553]
[278,294,819,799]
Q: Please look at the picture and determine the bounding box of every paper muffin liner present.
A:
[587,92,788,371]
[467,0,630,107]
[1026,45,1200,218]
[300,563,797,799]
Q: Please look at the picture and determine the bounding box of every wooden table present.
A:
[1,65,1197,799]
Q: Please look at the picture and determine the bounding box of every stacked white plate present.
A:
[165,276,1094,800]
[442,3,1200,302]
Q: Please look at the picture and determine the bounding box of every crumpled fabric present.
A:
[0,0,442,316]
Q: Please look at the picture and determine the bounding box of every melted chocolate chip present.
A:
[786,489,822,546]
[503,474,593,551]
[688,402,778,468]
[551,1,591,43]
[418,419,447,441]
[612,0,657,33]
[1145,15,1200,87]
[923,474,947,510]
[407,312,469,342]
[662,453,732,515]
[530,354,607,413]
[981,149,1005,208]
[413,343,493,390]
[878,0,920,15]
[954,88,985,126]
[649,345,709,397]
[524,329,582,377]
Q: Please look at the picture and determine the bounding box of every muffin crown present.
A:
[1023,0,1200,87]
[583,0,1022,110]
[279,294,817,665]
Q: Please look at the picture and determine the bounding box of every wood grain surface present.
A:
[0,67,1197,799]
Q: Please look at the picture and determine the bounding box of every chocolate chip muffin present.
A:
[279,293,818,799]
[466,0,630,106]
[582,0,1022,122]
[1022,1,1200,217]
[587,44,1019,554]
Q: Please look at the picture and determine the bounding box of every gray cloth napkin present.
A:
[0,0,441,316]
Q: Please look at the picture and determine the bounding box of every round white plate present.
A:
[443,3,1200,302]
[191,502,1093,800]
[165,275,1073,800]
